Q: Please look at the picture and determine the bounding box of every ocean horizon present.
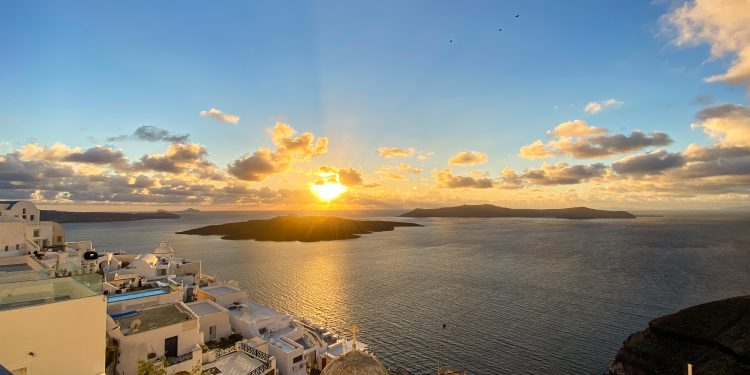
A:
[61,210,750,374]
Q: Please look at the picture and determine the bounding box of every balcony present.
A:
[165,351,193,367]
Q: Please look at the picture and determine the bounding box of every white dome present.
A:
[153,241,174,255]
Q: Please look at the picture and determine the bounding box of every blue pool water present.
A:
[107,288,168,303]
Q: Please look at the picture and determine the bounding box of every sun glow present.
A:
[310,182,347,201]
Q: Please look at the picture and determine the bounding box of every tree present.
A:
[136,359,167,375]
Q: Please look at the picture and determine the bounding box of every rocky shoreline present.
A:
[605,296,750,375]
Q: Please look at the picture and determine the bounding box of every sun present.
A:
[310,182,348,201]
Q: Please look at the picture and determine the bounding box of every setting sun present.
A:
[310,182,347,201]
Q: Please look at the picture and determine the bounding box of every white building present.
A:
[0,255,106,375]
[0,200,65,256]
[107,302,203,375]
[186,300,232,343]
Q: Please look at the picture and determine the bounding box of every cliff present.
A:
[605,296,750,375]
[400,204,635,219]
[40,210,180,223]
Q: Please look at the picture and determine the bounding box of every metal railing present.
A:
[165,351,193,367]
[212,342,272,375]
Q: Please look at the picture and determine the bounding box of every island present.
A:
[606,295,750,375]
[40,210,180,223]
[176,215,422,242]
[399,204,635,219]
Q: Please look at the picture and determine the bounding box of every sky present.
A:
[1,0,750,210]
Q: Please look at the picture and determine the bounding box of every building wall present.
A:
[0,294,106,375]
[115,318,202,375]
[25,221,54,249]
[194,309,231,342]
[0,221,27,257]
[0,201,40,222]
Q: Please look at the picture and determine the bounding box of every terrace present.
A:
[113,303,196,335]
[204,341,273,375]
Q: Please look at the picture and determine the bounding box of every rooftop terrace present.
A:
[114,303,195,335]
[187,300,225,316]
[201,284,242,297]
[0,275,101,311]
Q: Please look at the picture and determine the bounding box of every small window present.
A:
[15,244,19,250]
[30,215,34,221]
[22,208,26,214]
[57,236,62,242]
[22,215,26,219]
[209,326,216,335]
[4,246,8,252]
[293,355,303,363]
[33,229,40,237]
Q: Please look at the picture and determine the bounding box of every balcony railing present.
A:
[213,342,272,375]
[165,351,193,367]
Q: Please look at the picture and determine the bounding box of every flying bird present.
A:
[515,14,519,18]
[499,28,502,31]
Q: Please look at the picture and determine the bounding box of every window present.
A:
[4,246,7,252]
[209,325,216,339]
[30,215,34,221]
[57,236,62,242]
[293,355,303,363]
[22,208,26,214]
[33,229,40,237]
[258,327,267,335]
[15,244,19,250]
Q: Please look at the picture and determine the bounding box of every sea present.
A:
[61,210,750,375]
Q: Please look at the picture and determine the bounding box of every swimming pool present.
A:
[107,287,169,303]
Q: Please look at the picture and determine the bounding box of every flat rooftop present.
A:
[0,276,100,311]
[187,300,225,316]
[269,337,297,353]
[203,351,265,375]
[201,284,242,297]
[114,303,195,335]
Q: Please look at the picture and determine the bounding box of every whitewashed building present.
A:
[0,255,106,375]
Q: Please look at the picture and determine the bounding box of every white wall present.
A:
[114,316,202,375]
[0,201,40,222]
[0,294,106,375]
[0,220,26,257]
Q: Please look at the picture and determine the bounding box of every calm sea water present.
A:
[62,210,750,375]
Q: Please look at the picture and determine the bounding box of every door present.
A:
[165,336,178,358]
[209,325,217,340]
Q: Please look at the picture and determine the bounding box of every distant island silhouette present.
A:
[177,215,422,242]
[41,210,180,223]
[400,204,635,219]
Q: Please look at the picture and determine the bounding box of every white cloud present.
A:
[200,107,240,125]
[584,98,624,114]
[663,0,750,89]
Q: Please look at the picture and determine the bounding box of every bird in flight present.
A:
[515,14,520,18]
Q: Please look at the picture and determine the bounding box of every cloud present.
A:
[549,120,608,137]
[313,165,364,187]
[200,107,240,125]
[377,147,416,158]
[692,104,750,147]
[433,168,494,188]
[228,123,328,181]
[17,143,129,167]
[663,0,750,89]
[689,95,715,106]
[519,140,553,159]
[133,143,211,174]
[612,150,686,175]
[584,98,624,114]
[378,163,423,181]
[520,120,673,159]
[448,151,488,165]
[107,125,190,143]
[521,162,606,185]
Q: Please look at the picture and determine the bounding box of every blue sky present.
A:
[1,0,749,209]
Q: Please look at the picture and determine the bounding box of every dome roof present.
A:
[321,351,389,375]
[153,241,174,255]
